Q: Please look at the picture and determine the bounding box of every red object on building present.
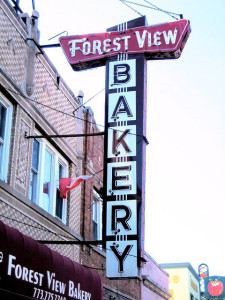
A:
[208,280,224,297]
[60,19,191,70]
[59,176,92,198]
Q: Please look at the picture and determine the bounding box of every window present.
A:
[190,294,194,300]
[92,189,102,241]
[0,95,12,182]
[29,136,68,223]
[55,162,64,219]
[29,139,40,202]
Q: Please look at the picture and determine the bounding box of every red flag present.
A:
[59,175,92,199]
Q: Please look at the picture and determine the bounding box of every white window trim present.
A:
[56,159,68,224]
[93,189,103,240]
[0,94,12,182]
[31,133,68,224]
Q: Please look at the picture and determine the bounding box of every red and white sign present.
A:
[60,19,190,70]
[59,15,191,279]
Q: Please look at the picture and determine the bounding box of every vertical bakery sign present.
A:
[60,16,191,278]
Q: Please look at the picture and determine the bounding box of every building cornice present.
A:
[142,277,171,299]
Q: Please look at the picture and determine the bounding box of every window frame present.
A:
[0,94,12,182]
[29,138,40,203]
[29,134,68,224]
[92,188,103,241]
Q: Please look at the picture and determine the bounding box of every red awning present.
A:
[0,220,103,300]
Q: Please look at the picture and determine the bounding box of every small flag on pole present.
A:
[59,175,92,199]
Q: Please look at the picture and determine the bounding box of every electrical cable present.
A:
[74,87,105,113]
[124,0,178,20]
[0,214,73,240]
[0,215,141,260]
[6,87,101,126]
[82,265,105,271]
[48,31,68,41]
[0,215,106,271]
[5,87,148,142]
[119,0,143,16]
[143,0,182,18]
[119,0,181,20]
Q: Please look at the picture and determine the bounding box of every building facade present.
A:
[0,0,170,299]
[160,263,201,300]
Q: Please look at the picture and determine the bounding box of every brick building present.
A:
[0,0,170,299]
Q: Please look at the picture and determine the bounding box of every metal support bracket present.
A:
[37,240,103,245]
[26,38,60,55]
[25,131,105,139]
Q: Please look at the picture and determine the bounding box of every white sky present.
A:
[19,0,225,276]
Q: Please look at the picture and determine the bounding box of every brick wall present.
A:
[80,107,142,299]
[0,0,83,259]
[0,0,83,236]
[81,107,104,240]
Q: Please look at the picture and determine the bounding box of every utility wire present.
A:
[125,0,178,20]
[6,87,101,126]
[88,168,104,183]
[143,0,182,18]
[48,31,68,41]
[93,168,104,176]
[120,0,181,20]
[119,0,143,16]
[0,214,106,271]
[6,88,148,142]
[0,215,141,261]
[0,214,72,240]
[74,87,105,113]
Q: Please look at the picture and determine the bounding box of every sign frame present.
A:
[102,16,147,278]
[59,19,191,71]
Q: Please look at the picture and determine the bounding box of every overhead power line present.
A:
[74,87,105,113]
[0,214,141,262]
[119,0,183,20]
[120,0,144,16]
[6,88,149,144]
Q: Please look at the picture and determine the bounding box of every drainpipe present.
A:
[25,10,39,97]
[82,107,89,239]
